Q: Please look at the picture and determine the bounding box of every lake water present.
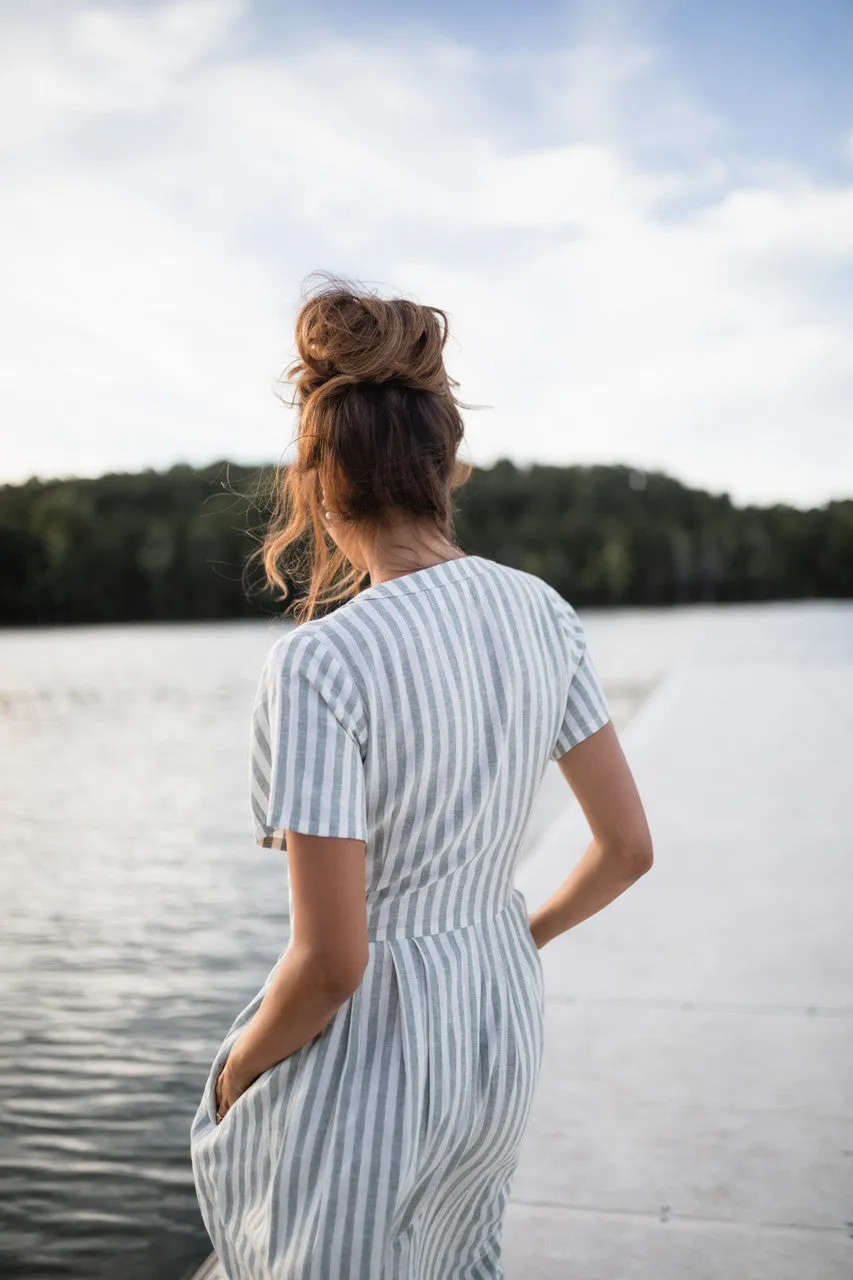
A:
[1,600,850,1279]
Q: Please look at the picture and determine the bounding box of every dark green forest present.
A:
[0,458,850,627]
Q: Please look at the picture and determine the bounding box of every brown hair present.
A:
[249,271,477,624]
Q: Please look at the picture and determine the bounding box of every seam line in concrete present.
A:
[509,1199,853,1239]
[546,995,853,1018]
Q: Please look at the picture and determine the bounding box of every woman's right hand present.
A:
[527,913,544,950]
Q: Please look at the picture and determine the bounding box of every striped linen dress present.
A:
[190,553,611,1279]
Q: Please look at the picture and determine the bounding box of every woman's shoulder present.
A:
[254,620,365,725]
[488,559,578,620]
[263,616,347,671]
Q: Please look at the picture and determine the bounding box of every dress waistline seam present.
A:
[365,891,523,942]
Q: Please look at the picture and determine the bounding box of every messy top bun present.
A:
[292,287,455,400]
[251,271,476,623]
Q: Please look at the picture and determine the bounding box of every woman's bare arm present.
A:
[217,832,369,1116]
[529,721,653,949]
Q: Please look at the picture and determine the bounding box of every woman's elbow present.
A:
[626,838,654,876]
[313,948,369,1001]
[294,941,368,1003]
[607,834,654,878]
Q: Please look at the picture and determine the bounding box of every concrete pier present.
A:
[503,660,853,1278]
[191,659,852,1278]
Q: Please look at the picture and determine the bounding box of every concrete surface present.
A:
[503,660,853,1278]
[191,660,853,1278]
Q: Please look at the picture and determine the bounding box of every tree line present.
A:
[0,458,850,626]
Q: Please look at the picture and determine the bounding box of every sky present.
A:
[1,0,852,509]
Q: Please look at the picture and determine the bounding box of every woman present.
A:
[189,272,654,1279]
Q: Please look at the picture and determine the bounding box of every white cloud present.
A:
[0,0,851,507]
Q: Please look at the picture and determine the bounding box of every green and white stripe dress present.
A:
[190,553,611,1279]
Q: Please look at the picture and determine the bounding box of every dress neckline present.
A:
[355,554,492,601]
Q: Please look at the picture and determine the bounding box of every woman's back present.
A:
[249,554,611,940]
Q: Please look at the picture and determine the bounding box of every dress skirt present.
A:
[190,888,544,1280]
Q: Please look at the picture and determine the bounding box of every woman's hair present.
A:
[249,270,476,624]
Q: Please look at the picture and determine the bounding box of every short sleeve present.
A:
[249,629,368,851]
[550,602,611,761]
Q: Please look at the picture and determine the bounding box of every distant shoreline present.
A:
[2,460,850,628]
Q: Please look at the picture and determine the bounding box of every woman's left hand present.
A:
[214,1057,249,1123]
